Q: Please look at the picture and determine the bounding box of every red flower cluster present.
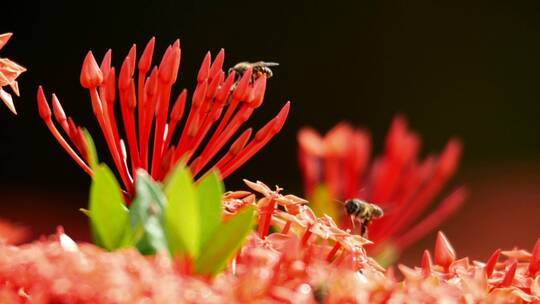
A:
[0,33,26,114]
[298,116,466,254]
[1,197,538,303]
[37,38,289,195]
[0,183,386,303]
[389,232,540,303]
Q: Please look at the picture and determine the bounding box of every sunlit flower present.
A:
[37,37,290,195]
[298,116,466,257]
[242,180,375,271]
[2,226,537,302]
[393,232,540,303]
[0,33,26,114]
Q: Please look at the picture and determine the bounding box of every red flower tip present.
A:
[230,128,252,155]
[37,86,51,120]
[103,68,116,103]
[80,51,103,89]
[127,44,137,75]
[233,68,253,101]
[0,32,12,50]
[191,78,208,108]
[170,89,187,122]
[100,49,112,78]
[275,101,290,127]
[528,238,540,276]
[421,250,433,277]
[209,48,225,80]
[437,138,463,177]
[249,75,267,108]
[119,56,133,90]
[207,71,224,100]
[170,41,182,83]
[51,94,67,127]
[434,231,456,270]
[158,43,181,84]
[197,51,212,83]
[484,248,501,278]
[500,260,517,287]
[145,67,159,97]
[216,72,236,103]
[254,102,289,141]
[138,37,155,72]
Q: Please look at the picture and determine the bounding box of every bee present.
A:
[228,61,279,81]
[344,199,384,238]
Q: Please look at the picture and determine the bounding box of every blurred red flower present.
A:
[298,116,466,259]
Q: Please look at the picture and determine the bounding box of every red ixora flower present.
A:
[0,33,26,114]
[298,116,466,255]
[37,37,290,195]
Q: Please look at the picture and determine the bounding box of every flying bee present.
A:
[344,199,384,238]
[228,61,279,82]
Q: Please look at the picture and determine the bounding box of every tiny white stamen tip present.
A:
[163,124,169,141]
[59,233,79,252]
[120,139,127,160]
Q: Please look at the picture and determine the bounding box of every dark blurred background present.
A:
[1,0,540,265]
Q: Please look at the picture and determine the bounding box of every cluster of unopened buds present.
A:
[37,37,289,196]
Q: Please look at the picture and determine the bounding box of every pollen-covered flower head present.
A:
[37,37,290,195]
[0,33,26,114]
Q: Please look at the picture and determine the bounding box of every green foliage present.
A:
[129,170,168,255]
[88,165,130,250]
[164,165,200,257]
[85,163,255,276]
[372,241,401,267]
[196,205,255,275]
[196,172,224,250]
[82,129,99,169]
[309,185,340,222]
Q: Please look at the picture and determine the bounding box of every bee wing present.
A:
[262,62,280,67]
[334,199,345,206]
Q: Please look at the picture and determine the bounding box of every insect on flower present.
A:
[343,198,384,238]
[298,117,466,257]
[37,37,290,196]
[229,61,279,81]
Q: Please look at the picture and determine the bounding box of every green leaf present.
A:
[195,206,255,276]
[82,129,99,169]
[89,164,129,250]
[129,170,168,255]
[309,185,340,222]
[196,171,224,250]
[373,241,401,268]
[164,165,200,257]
